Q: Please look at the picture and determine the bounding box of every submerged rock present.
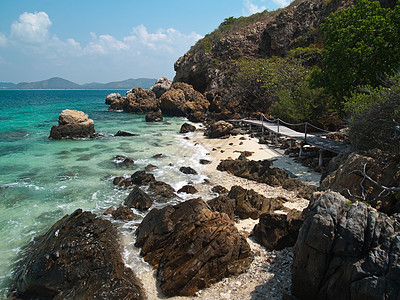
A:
[49,109,96,140]
[292,190,400,300]
[145,110,163,122]
[135,198,252,296]
[10,209,145,299]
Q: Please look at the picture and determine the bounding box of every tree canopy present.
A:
[314,0,400,103]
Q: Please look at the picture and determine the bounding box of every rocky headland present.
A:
[11,0,400,298]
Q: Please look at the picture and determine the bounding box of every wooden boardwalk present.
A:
[231,119,349,154]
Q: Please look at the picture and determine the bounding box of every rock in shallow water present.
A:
[49,109,96,140]
[10,209,145,299]
[135,198,252,297]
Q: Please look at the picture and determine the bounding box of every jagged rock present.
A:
[148,181,176,200]
[208,195,236,220]
[208,186,284,220]
[291,190,400,300]
[217,157,317,199]
[179,166,198,175]
[10,209,145,299]
[124,186,153,211]
[159,82,209,117]
[200,159,212,165]
[206,120,233,138]
[49,109,96,140]
[131,171,156,185]
[114,155,135,167]
[228,186,284,219]
[135,198,252,296]
[145,164,158,171]
[145,110,163,122]
[177,185,198,194]
[105,92,122,105]
[112,206,137,221]
[113,176,134,188]
[115,130,139,136]
[150,77,172,98]
[188,111,206,123]
[180,123,196,133]
[211,185,229,195]
[108,88,158,113]
[253,210,304,250]
[320,152,400,214]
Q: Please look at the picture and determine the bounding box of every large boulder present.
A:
[108,87,158,113]
[217,157,317,199]
[105,92,122,105]
[291,191,400,300]
[49,109,96,140]
[124,186,153,211]
[135,198,252,296]
[253,210,304,250]
[206,120,233,138]
[150,77,172,98]
[10,209,145,299]
[208,185,284,220]
[159,82,209,117]
[320,151,400,214]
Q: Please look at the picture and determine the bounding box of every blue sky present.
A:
[0,0,289,84]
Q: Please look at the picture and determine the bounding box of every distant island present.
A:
[0,77,157,90]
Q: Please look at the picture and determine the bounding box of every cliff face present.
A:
[173,0,358,94]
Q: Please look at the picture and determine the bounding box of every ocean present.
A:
[0,90,209,296]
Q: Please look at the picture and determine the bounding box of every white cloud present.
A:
[10,12,51,44]
[124,25,202,54]
[0,33,7,47]
[272,0,290,7]
[242,0,267,16]
[84,33,129,55]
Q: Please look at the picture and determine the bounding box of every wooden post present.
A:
[319,149,324,167]
[299,142,304,157]
[277,119,280,133]
[304,122,308,144]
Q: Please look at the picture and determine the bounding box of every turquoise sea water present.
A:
[0,90,208,296]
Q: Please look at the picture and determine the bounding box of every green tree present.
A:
[315,0,400,104]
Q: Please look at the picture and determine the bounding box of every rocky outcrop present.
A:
[112,206,137,221]
[217,157,317,199]
[108,87,158,113]
[124,186,153,211]
[253,210,304,250]
[131,170,156,185]
[135,198,252,296]
[10,209,144,299]
[105,92,122,105]
[159,82,209,118]
[49,109,96,139]
[114,155,135,168]
[205,120,234,138]
[150,77,172,98]
[208,185,284,220]
[145,110,163,122]
[180,122,196,133]
[291,190,400,300]
[148,180,176,200]
[320,151,400,214]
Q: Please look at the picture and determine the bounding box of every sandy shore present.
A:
[135,127,321,299]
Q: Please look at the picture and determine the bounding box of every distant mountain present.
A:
[10,77,82,90]
[82,78,156,90]
[0,82,16,89]
[6,77,158,90]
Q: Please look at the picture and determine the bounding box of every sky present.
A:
[0,0,289,84]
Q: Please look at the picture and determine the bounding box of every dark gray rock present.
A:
[10,209,145,299]
[180,123,196,133]
[145,110,163,122]
[291,190,400,300]
[124,186,153,211]
[179,166,198,175]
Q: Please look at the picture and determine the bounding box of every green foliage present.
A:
[347,75,400,155]
[314,0,400,103]
[236,47,334,123]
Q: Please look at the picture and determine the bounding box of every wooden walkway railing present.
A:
[229,114,349,155]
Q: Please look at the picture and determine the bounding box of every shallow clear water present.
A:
[0,90,209,296]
